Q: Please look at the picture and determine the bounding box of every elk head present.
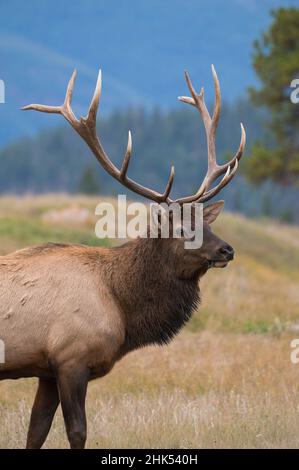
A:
[23,65,246,279]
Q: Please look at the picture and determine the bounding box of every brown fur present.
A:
[0,202,234,448]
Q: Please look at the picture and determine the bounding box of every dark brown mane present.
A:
[99,238,201,352]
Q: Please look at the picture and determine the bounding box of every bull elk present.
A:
[0,65,246,449]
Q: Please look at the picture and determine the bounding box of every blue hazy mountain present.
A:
[0,0,297,144]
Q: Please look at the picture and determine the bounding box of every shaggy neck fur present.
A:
[101,237,202,353]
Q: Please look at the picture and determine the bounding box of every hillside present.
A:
[0,195,298,448]
[0,0,298,143]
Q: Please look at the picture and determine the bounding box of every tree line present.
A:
[0,7,298,222]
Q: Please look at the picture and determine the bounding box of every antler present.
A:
[22,70,174,204]
[22,66,245,205]
[176,64,246,204]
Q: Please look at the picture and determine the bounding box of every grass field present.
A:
[0,194,299,448]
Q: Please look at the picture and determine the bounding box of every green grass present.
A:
[241,318,285,335]
[0,216,109,249]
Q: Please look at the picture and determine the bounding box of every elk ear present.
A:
[203,200,224,224]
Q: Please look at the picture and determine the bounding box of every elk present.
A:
[0,65,246,449]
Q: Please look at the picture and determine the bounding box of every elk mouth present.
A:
[208,260,229,268]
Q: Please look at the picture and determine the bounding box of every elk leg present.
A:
[57,367,89,449]
[26,378,60,449]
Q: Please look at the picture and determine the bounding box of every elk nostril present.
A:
[219,244,234,259]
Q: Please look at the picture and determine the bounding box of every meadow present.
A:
[0,194,299,448]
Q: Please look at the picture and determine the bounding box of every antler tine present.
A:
[21,103,61,114]
[82,69,102,131]
[22,69,79,127]
[210,64,221,137]
[64,70,77,109]
[120,130,132,180]
[62,69,79,125]
[184,71,198,104]
[162,165,175,201]
[23,69,175,204]
[201,121,246,188]
[197,159,238,203]
[179,71,211,133]
[205,64,221,173]
[217,123,246,173]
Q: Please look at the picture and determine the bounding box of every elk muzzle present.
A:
[209,243,234,268]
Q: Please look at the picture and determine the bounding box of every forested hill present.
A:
[1,100,298,222]
[0,100,262,195]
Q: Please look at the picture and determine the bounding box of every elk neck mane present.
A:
[97,237,201,353]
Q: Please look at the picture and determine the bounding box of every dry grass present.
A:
[1,332,299,448]
[0,195,299,448]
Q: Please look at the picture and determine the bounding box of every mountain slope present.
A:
[0,0,297,143]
